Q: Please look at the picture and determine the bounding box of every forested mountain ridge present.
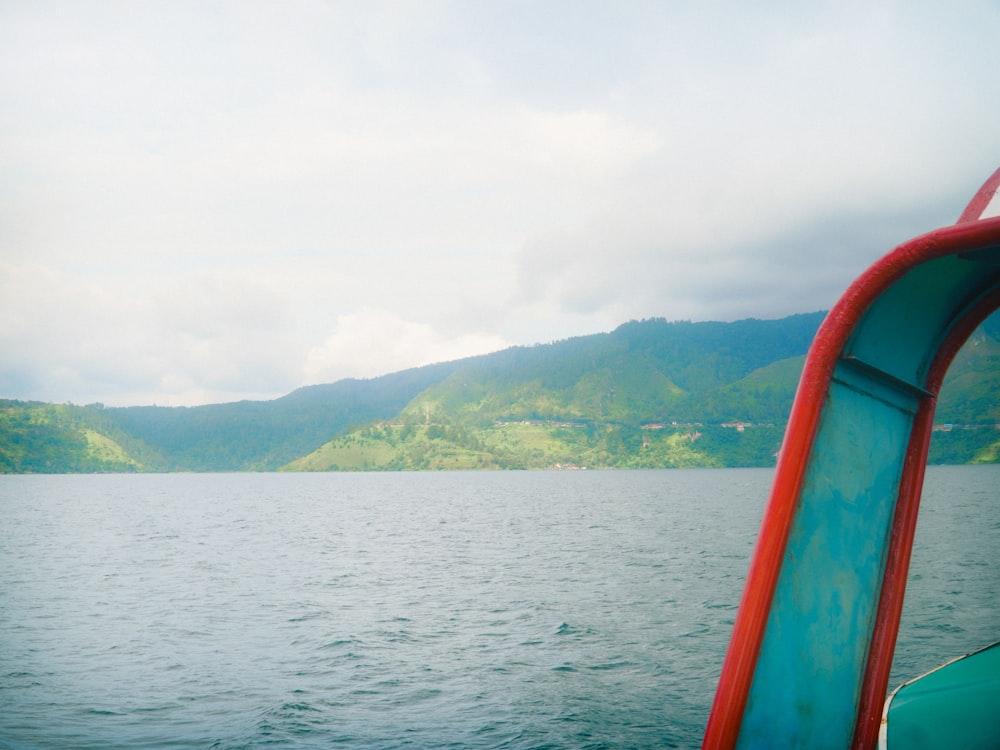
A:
[400,313,824,425]
[2,311,999,473]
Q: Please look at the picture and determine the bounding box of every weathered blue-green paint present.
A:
[845,253,1000,390]
[735,249,1000,748]
[702,178,1000,748]
[736,375,916,749]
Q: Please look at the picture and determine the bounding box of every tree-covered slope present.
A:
[102,360,467,471]
[2,310,998,473]
[0,401,148,473]
[286,311,1000,472]
[397,312,826,429]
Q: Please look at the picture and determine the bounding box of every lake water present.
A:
[1,467,996,749]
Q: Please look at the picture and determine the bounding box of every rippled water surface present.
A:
[1,467,996,748]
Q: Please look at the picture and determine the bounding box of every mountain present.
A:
[102,360,468,471]
[0,313,1000,472]
[283,311,1000,471]
[2,311,998,473]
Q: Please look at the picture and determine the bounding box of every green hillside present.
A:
[288,311,1000,472]
[2,311,998,473]
[0,401,147,473]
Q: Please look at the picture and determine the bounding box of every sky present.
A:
[1,1,998,407]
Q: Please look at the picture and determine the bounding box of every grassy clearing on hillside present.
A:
[282,421,772,471]
[83,430,141,470]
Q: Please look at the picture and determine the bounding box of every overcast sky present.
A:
[2,1,998,406]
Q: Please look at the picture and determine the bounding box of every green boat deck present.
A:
[880,641,1000,749]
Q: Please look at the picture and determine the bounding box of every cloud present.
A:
[511,187,965,326]
[0,1,998,405]
[304,307,510,384]
[0,262,302,406]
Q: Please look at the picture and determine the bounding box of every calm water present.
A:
[0,467,996,749]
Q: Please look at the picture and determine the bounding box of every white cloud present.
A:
[0,261,302,405]
[304,307,510,385]
[0,1,998,406]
